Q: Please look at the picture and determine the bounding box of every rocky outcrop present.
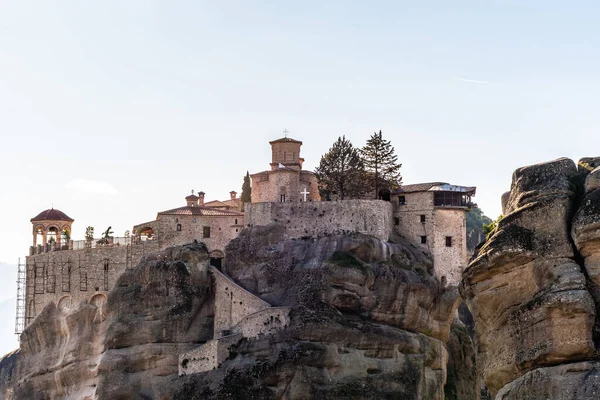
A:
[461,157,600,399]
[170,226,470,399]
[0,350,18,400]
[6,226,477,399]
[14,243,214,399]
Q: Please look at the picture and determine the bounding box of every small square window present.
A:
[446,236,452,247]
[420,215,426,223]
[398,196,406,205]
[394,217,400,226]
[420,236,427,244]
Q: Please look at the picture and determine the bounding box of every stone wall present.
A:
[431,209,467,285]
[251,169,320,203]
[211,266,271,338]
[178,333,242,375]
[393,191,468,285]
[245,200,393,241]
[231,306,291,338]
[24,241,160,325]
[152,215,242,253]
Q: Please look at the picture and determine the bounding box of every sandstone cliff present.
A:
[2,226,476,399]
[461,157,600,399]
[173,226,473,399]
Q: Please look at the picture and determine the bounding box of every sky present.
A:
[1,1,600,289]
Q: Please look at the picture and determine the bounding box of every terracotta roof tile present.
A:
[158,206,243,217]
[31,208,74,222]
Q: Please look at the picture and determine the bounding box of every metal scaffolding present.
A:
[15,258,26,335]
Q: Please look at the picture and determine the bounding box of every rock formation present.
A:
[461,157,600,399]
[1,225,475,399]
[173,226,470,399]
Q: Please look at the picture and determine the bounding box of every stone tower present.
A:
[251,137,320,203]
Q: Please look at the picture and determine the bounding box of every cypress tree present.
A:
[241,171,252,209]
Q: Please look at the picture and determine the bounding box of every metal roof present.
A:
[395,182,476,195]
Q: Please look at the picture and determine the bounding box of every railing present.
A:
[29,236,159,255]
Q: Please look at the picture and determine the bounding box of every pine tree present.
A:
[241,171,252,209]
[360,130,402,198]
[315,136,367,200]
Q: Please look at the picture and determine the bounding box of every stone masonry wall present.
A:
[211,266,271,338]
[155,215,242,253]
[245,200,393,241]
[431,209,467,286]
[393,191,468,285]
[178,333,242,375]
[231,306,291,339]
[24,241,160,325]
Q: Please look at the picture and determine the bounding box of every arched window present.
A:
[176,223,182,232]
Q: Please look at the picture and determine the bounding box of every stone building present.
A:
[392,182,476,285]
[250,137,320,203]
[133,191,244,264]
[24,209,160,328]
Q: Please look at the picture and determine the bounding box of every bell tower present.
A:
[270,137,304,171]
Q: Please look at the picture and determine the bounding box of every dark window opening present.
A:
[176,223,182,231]
[394,217,400,226]
[235,219,238,225]
[398,196,406,205]
[210,257,222,270]
[203,226,211,238]
[434,191,471,208]
[420,215,426,223]
[378,189,391,201]
[420,236,427,244]
[280,194,286,202]
[446,236,453,247]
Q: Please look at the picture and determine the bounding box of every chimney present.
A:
[198,191,205,206]
[230,191,237,200]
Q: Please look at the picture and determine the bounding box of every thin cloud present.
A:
[65,179,118,194]
[455,78,493,84]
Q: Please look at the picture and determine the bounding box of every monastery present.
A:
[19,136,475,373]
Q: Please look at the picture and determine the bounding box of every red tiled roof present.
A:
[31,208,74,222]
[158,206,243,217]
[204,200,230,208]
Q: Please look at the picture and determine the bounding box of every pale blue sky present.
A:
[2,0,600,267]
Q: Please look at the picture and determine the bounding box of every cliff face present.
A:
[14,243,214,400]
[461,157,600,399]
[6,228,475,399]
[172,226,470,399]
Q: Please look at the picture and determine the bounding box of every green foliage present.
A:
[483,215,504,241]
[97,226,114,245]
[360,130,402,197]
[466,207,493,249]
[241,171,252,206]
[85,226,94,241]
[61,228,71,242]
[315,136,367,200]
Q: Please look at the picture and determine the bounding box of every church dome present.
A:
[31,208,74,222]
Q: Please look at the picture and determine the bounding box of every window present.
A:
[280,194,286,202]
[420,236,427,244]
[235,219,238,225]
[446,236,453,247]
[103,259,109,290]
[420,215,426,223]
[394,217,400,226]
[398,196,406,205]
[176,223,182,232]
[203,226,211,238]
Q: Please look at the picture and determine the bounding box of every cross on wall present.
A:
[301,187,310,202]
